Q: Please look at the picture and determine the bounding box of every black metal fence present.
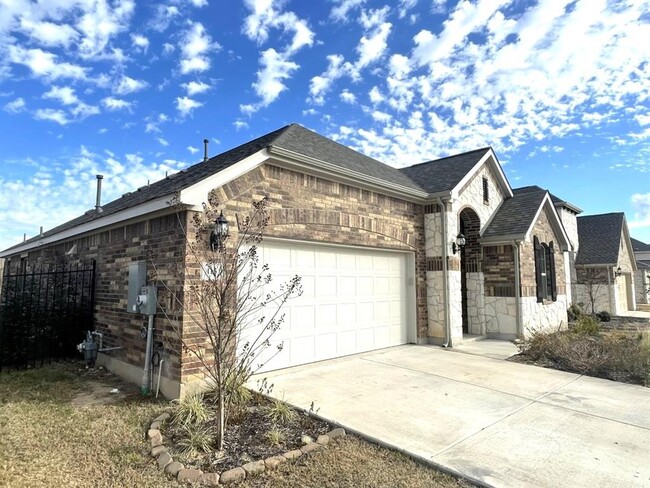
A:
[0,261,96,372]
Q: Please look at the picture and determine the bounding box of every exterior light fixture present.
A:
[452,233,466,255]
[210,210,229,251]
[614,266,623,278]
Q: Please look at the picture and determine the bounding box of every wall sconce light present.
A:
[210,210,229,252]
[614,266,622,278]
[452,233,466,255]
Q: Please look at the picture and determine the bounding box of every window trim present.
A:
[482,177,489,204]
[534,236,557,303]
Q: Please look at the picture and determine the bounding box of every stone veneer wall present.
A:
[3,211,188,396]
[178,163,427,382]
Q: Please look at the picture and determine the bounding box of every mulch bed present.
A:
[165,396,331,472]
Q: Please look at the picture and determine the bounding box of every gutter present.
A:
[268,145,430,202]
[438,197,452,347]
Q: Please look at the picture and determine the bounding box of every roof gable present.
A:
[481,191,569,249]
[399,147,513,198]
[513,185,582,214]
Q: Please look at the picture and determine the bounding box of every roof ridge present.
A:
[402,146,492,170]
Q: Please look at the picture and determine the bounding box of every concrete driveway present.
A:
[251,345,650,488]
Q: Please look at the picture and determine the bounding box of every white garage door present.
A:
[243,240,410,373]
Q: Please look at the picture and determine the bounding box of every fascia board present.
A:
[179,149,271,207]
[0,195,172,258]
[451,149,514,200]
[267,146,429,203]
[524,194,571,251]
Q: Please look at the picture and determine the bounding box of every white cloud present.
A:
[157,137,169,146]
[180,22,217,74]
[163,43,175,55]
[76,0,135,58]
[176,96,203,117]
[630,193,650,229]
[4,97,26,113]
[131,33,149,52]
[102,97,132,111]
[241,0,314,112]
[19,19,80,47]
[247,48,298,112]
[0,146,189,251]
[190,0,208,6]
[234,120,249,130]
[398,0,419,19]
[34,108,70,125]
[71,102,100,119]
[340,90,356,104]
[329,0,650,166]
[330,0,367,22]
[187,146,199,154]
[113,75,148,95]
[182,80,211,96]
[8,46,87,80]
[309,54,352,105]
[43,86,79,105]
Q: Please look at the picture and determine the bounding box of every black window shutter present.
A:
[549,241,557,301]
[534,236,543,303]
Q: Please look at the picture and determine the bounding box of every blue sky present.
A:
[1,0,650,251]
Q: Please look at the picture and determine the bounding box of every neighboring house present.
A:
[632,238,650,305]
[575,213,637,315]
[0,123,577,396]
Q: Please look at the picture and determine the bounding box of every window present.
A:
[534,236,557,302]
[482,177,489,204]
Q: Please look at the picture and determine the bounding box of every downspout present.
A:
[141,314,154,395]
[438,197,451,347]
[512,240,523,338]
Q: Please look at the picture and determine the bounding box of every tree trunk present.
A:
[216,386,225,450]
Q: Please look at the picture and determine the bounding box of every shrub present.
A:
[265,426,285,447]
[176,424,214,459]
[596,311,612,322]
[170,392,210,428]
[567,303,583,322]
[266,397,296,425]
[570,315,601,336]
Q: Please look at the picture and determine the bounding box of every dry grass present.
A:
[239,436,471,488]
[0,362,471,488]
[0,362,174,488]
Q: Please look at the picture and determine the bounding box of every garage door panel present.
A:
[248,241,410,372]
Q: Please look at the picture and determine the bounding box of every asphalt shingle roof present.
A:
[576,213,624,265]
[481,190,547,239]
[271,124,422,191]
[398,147,491,194]
[632,237,650,252]
[3,124,423,253]
[512,185,580,212]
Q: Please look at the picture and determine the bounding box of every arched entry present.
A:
[459,208,481,334]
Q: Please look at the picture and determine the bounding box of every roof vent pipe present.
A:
[203,138,209,162]
[95,175,104,214]
[39,226,43,236]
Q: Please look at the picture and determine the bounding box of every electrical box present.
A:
[127,261,146,313]
[136,285,157,315]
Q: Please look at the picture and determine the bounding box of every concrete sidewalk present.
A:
[251,345,650,488]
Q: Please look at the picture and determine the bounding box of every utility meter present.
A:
[136,285,157,315]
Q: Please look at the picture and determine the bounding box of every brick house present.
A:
[575,213,637,314]
[0,123,578,396]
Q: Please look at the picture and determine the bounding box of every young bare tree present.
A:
[151,195,302,451]
[576,266,608,315]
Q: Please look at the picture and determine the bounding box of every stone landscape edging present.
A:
[146,412,346,486]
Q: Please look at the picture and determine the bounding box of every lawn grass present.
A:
[0,362,470,488]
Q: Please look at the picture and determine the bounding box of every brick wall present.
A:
[4,211,188,382]
[483,244,516,297]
